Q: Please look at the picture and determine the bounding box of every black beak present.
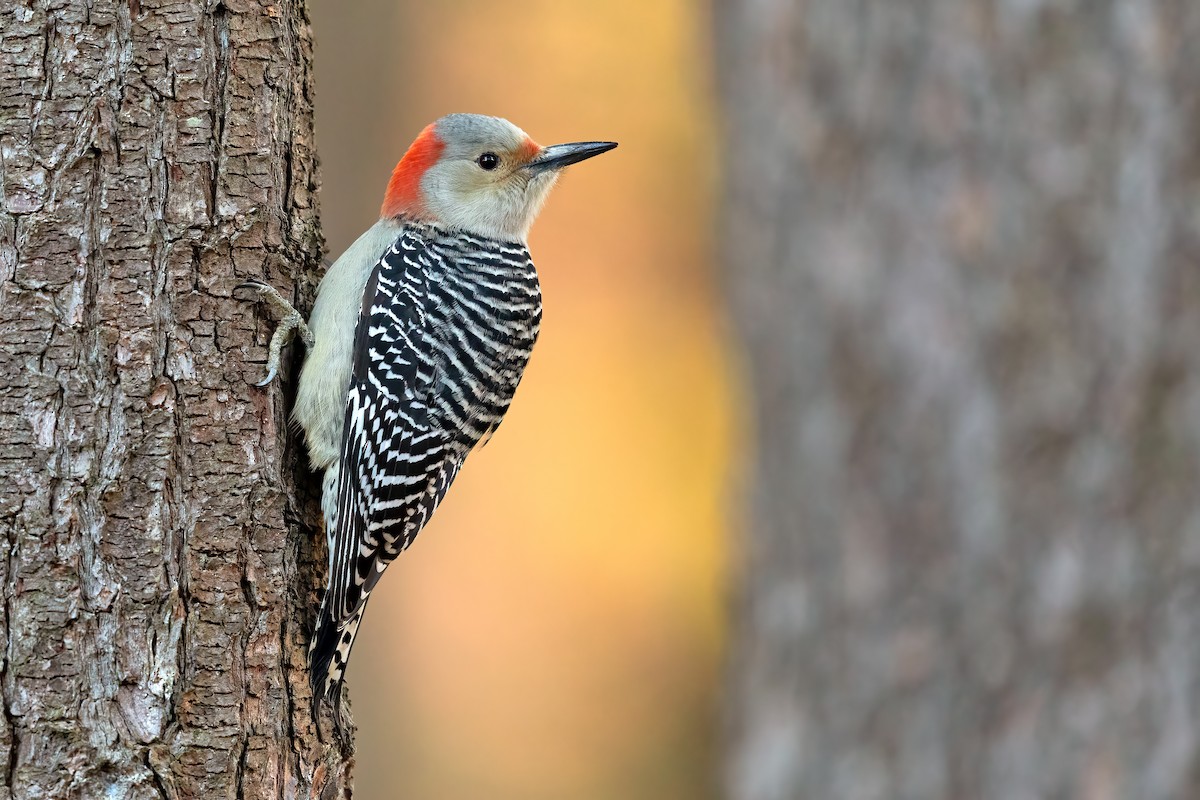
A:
[525,141,618,173]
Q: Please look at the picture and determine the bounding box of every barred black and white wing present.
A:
[310,230,461,702]
[309,224,543,710]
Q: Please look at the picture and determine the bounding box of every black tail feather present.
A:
[309,607,338,697]
[308,601,366,712]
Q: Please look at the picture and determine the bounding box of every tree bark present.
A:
[0,1,351,797]
[717,2,1200,798]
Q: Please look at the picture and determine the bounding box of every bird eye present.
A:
[477,152,500,171]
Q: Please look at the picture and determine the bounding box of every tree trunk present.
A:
[0,1,352,797]
[717,2,1200,798]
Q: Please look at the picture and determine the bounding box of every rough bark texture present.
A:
[718,2,1200,798]
[0,1,352,797]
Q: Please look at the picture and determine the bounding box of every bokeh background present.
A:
[309,1,731,798]
[308,1,1200,798]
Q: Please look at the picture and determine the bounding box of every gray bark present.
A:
[717,2,1200,798]
[0,0,351,797]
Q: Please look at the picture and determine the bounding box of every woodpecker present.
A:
[238,113,616,715]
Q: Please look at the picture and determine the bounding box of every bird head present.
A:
[380,113,617,241]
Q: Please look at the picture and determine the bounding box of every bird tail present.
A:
[309,599,366,712]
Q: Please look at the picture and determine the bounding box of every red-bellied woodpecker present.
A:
[238,114,616,717]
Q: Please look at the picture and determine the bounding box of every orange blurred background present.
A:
[309,1,732,797]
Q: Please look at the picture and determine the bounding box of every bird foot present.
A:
[236,279,314,387]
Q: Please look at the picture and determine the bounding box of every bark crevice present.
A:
[0,1,351,797]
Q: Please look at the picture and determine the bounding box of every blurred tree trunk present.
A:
[717,2,1200,798]
[0,1,351,797]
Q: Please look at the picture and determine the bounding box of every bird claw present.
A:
[253,364,279,388]
[234,279,272,300]
[237,279,312,387]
